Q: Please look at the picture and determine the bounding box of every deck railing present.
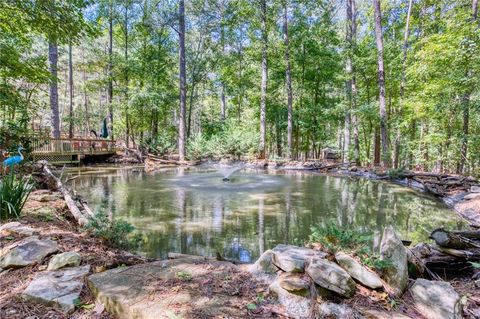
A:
[31,137,117,155]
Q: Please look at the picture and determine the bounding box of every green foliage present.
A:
[309,223,391,271]
[309,223,371,253]
[175,271,192,281]
[0,171,33,220]
[387,167,405,180]
[85,212,142,250]
[143,134,176,156]
[187,120,259,160]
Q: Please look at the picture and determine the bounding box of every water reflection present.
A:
[69,167,465,262]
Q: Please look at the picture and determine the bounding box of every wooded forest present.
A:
[1,0,479,174]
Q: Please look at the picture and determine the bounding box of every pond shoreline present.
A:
[1,162,479,318]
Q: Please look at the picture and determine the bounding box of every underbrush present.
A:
[309,223,392,271]
[85,212,142,250]
[187,119,259,160]
[0,171,33,220]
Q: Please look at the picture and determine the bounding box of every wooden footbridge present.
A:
[31,137,118,164]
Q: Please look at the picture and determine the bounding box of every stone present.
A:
[22,265,90,314]
[410,279,463,319]
[269,277,313,319]
[0,237,58,269]
[278,273,311,296]
[271,244,326,273]
[306,258,356,298]
[0,222,37,237]
[379,226,408,296]
[88,259,253,319]
[335,252,383,289]
[249,249,279,275]
[249,250,279,285]
[464,193,480,200]
[48,252,81,270]
[471,185,480,193]
[362,309,412,319]
[317,302,362,319]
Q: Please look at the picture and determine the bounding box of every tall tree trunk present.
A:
[259,0,268,159]
[373,0,389,167]
[82,47,90,135]
[283,0,293,160]
[124,3,129,147]
[108,3,114,140]
[347,0,360,165]
[68,44,74,138]
[220,1,226,122]
[49,39,60,138]
[394,0,413,169]
[374,126,380,166]
[178,0,187,161]
[458,0,478,173]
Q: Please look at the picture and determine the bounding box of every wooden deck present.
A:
[31,137,117,164]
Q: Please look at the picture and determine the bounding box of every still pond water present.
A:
[69,166,464,262]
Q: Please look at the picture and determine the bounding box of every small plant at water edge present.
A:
[0,171,33,220]
[386,167,405,180]
[309,223,392,271]
[85,212,142,249]
[309,223,371,253]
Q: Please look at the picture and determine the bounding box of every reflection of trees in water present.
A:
[72,169,462,261]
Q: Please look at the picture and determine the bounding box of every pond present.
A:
[68,166,465,262]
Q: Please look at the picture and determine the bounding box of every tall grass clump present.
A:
[0,171,33,220]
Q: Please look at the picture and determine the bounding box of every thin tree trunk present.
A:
[108,3,114,140]
[49,39,60,138]
[220,2,226,122]
[124,4,129,147]
[82,48,90,135]
[373,0,389,167]
[348,0,360,165]
[259,0,268,159]
[394,0,413,169]
[283,0,293,160]
[68,43,74,138]
[178,0,187,161]
[374,126,380,166]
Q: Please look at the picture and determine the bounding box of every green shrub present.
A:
[309,223,371,253]
[187,119,259,160]
[309,223,391,271]
[85,212,142,249]
[386,167,405,180]
[0,171,33,220]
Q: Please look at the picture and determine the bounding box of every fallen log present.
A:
[409,243,475,278]
[41,161,89,226]
[146,153,200,166]
[430,228,480,249]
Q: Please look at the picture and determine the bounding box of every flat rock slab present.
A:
[88,258,261,319]
[335,252,383,289]
[411,278,463,319]
[22,265,91,314]
[0,222,37,237]
[306,258,356,298]
[0,237,58,269]
[272,244,326,272]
